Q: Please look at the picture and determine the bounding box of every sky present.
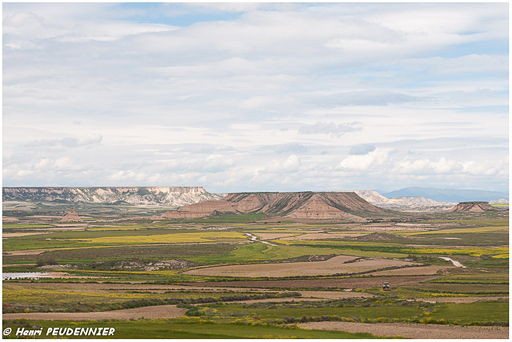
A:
[2,2,509,193]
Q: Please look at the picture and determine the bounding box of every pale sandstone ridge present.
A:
[355,190,455,212]
[61,208,82,222]
[449,201,497,212]
[160,191,386,221]
[2,186,223,206]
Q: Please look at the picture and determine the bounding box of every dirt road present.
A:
[300,321,509,339]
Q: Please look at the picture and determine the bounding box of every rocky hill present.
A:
[2,187,223,206]
[449,202,497,212]
[159,191,388,222]
[355,190,455,212]
[61,208,82,222]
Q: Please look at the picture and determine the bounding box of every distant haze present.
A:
[380,187,509,203]
[3,3,508,193]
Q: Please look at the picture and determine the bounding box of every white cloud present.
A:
[53,157,82,171]
[265,154,301,173]
[393,156,507,177]
[108,170,148,182]
[188,3,268,13]
[299,122,362,137]
[350,144,376,155]
[35,158,51,169]
[338,148,391,171]
[2,3,508,192]
[61,134,103,148]
[201,154,234,173]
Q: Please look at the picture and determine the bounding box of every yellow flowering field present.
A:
[397,226,509,236]
[76,231,246,245]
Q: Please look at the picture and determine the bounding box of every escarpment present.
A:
[159,191,388,222]
[449,201,497,212]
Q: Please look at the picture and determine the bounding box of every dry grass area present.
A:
[3,249,50,256]
[5,282,283,294]
[231,291,376,304]
[41,272,103,279]
[415,296,509,304]
[299,321,509,339]
[255,233,297,240]
[3,232,50,238]
[12,282,377,301]
[2,217,20,222]
[356,223,438,231]
[335,258,420,273]
[298,291,374,300]
[280,233,366,240]
[184,256,420,278]
[2,305,186,321]
[369,265,454,276]
[187,275,440,289]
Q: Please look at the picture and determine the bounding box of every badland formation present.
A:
[61,208,82,222]
[157,192,386,222]
[2,186,222,206]
[449,201,497,212]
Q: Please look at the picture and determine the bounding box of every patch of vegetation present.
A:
[193,297,508,327]
[279,240,508,258]
[2,283,300,313]
[3,243,238,264]
[427,301,509,326]
[199,297,426,321]
[1,319,385,339]
[3,230,246,251]
[184,213,268,223]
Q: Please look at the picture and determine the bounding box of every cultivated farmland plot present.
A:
[2,200,509,339]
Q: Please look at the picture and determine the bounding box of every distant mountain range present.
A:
[379,187,509,203]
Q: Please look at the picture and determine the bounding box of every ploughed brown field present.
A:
[279,233,367,240]
[300,322,509,339]
[184,256,421,277]
[184,275,441,289]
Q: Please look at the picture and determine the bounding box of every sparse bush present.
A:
[36,258,57,267]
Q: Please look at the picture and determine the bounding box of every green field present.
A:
[3,283,301,313]
[184,297,508,326]
[1,319,386,339]
[2,203,509,339]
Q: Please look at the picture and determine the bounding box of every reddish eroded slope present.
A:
[161,199,236,219]
[160,191,386,221]
[449,201,497,212]
[286,194,366,221]
[61,208,82,222]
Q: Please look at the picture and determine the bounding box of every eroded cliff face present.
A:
[161,200,237,219]
[449,201,497,212]
[285,195,366,222]
[159,191,386,221]
[3,187,223,206]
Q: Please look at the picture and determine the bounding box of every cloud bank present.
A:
[3,3,508,193]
